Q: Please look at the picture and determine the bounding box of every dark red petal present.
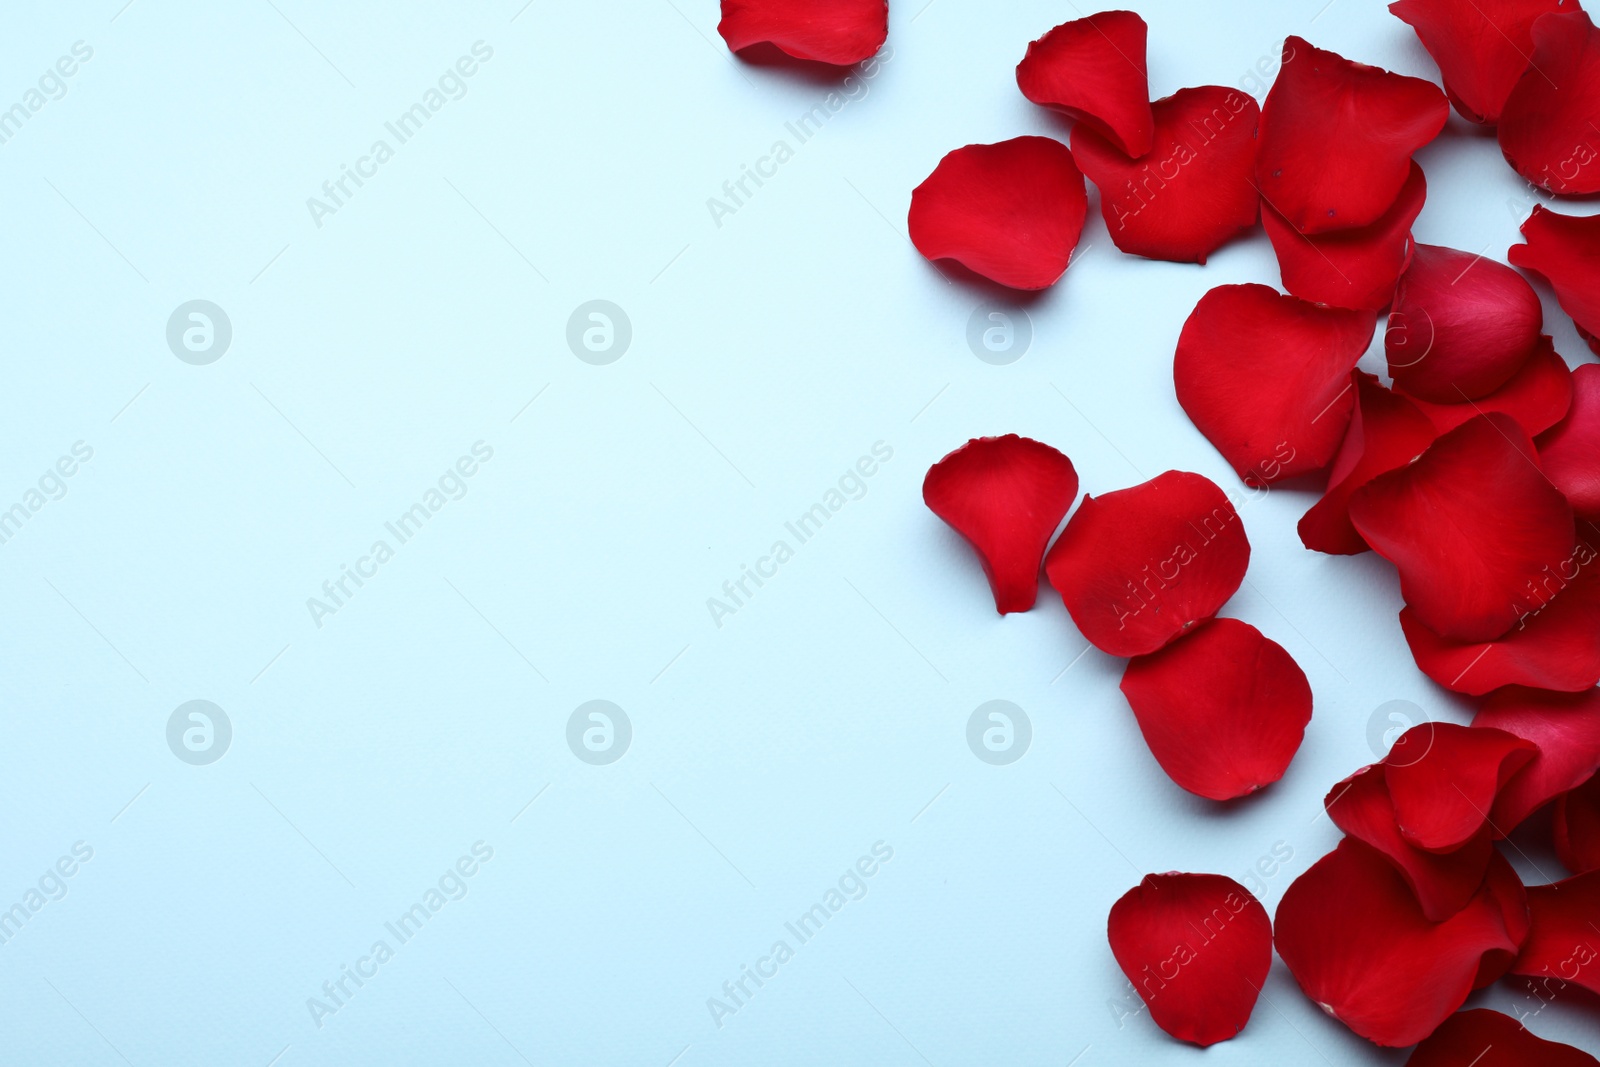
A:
[1256,36,1449,234]
[1389,0,1577,124]
[1348,413,1577,642]
[1107,872,1271,1047]
[1407,1009,1600,1067]
[908,138,1087,291]
[1016,11,1154,158]
[1476,686,1600,830]
[1073,86,1260,264]
[1382,723,1539,850]
[1299,372,1438,555]
[1274,838,1522,1047]
[716,0,887,64]
[1174,284,1376,487]
[1538,364,1600,518]
[1511,869,1600,996]
[1387,244,1545,401]
[1264,162,1427,310]
[1397,335,1574,438]
[1499,10,1600,194]
[923,435,1079,614]
[1555,772,1600,873]
[1043,471,1249,656]
[1400,548,1600,695]
[1511,205,1600,354]
[1119,618,1311,801]
[1475,851,1532,988]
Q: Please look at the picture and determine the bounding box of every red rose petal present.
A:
[1274,838,1523,1047]
[1387,244,1546,401]
[717,0,887,65]
[1016,11,1154,158]
[1389,0,1577,124]
[1299,372,1438,556]
[1407,1009,1600,1067]
[908,137,1088,290]
[1539,365,1600,518]
[1072,85,1260,264]
[1475,846,1533,988]
[1476,686,1600,831]
[1396,335,1574,438]
[1511,205,1600,354]
[1107,872,1271,1047]
[1348,413,1577,642]
[923,435,1079,615]
[1256,37,1448,234]
[1499,10,1600,195]
[1119,618,1311,801]
[1556,772,1600,874]
[1263,161,1427,310]
[1043,471,1249,656]
[1383,724,1539,851]
[1174,284,1376,487]
[1510,869,1600,996]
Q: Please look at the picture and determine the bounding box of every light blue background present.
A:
[1,1,1596,1063]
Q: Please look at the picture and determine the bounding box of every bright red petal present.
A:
[923,435,1079,614]
[1174,284,1376,487]
[1511,205,1600,354]
[1016,10,1154,158]
[717,0,887,64]
[1387,244,1545,401]
[1043,471,1249,656]
[1348,413,1577,642]
[1511,869,1600,996]
[1107,872,1271,1047]
[1383,723,1538,851]
[1475,841,1534,988]
[1299,372,1438,555]
[908,138,1088,290]
[1274,838,1523,1047]
[1264,162,1427,310]
[1396,335,1573,438]
[1555,772,1600,874]
[1256,36,1448,234]
[1119,618,1311,800]
[1389,0,1577,124]
[1538,364,1600,518]
[1073,86,1260,264]
[1407,1009,1600,1067]
[1476,686,1600,831]
[1499,10,1600,194]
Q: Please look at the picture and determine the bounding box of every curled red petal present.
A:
[1510,868,1600,996]
[1118,618,1311,800]
[1555,772,1600,873]
[1389,0,1577,124]
[1396,335,1574,438]
[1174,284,1376,487]
[908,137,1087,290]
[1383,723,1538,851]
[1407,1009,1600,1067]
[1274,838,1523,1047]
[1475,848,1532,988]
[1476,686,1600,831]
[1511,205,1600,354]
[1107,872,1271,1047]
[1299,372,1438,555]
[1499,10,1600,194]
[1256,37,1448,234]
[716,0,887,65]
[1073,86,1260,264]
[923,435,1079,614]
[1387,244,1545,401]
[1264,162,1427,310]
[1016,11,1154,157]
[1538,364,1600,519]
[1348,413,1576,642]
[1043,471,1249,656]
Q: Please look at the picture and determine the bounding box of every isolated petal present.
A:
[1396,335,1573,437]
[1043,471,1249,656]
[1510,869,1600,996]
[1174,284,1376,486]
[717,0,887,64]
[1073,86,1260,264]
[1538,363,1600,518]
[908,137,1088,290]
[1348,413,1576,642]
[1256,37,1449,234]
[1499,10,1600,194]
[1476,686,1600,830]
[1407,1009,1600,1067]
[1383,723,1538,851]
[1119,618,1311,801]
[923,435,1079,614]
[1511,205,1600,354]
[1389,0,1578,124]
[1107,872,1271,1047]
[1016,10,1154,157]
[1555,772,1600,874]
